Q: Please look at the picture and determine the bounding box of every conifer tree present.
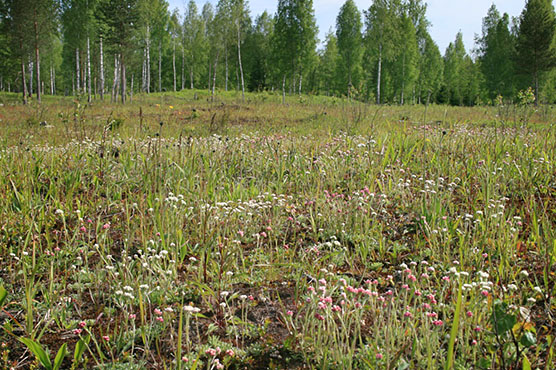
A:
[516,0,556,103]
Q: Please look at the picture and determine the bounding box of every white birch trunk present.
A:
[28,59,33,97]
[33,13,41,102]
[377,44,382,104]
[111,54,118,102]
[99,36,104,100]
[173,41,176,92]
[50,65,54,95]
[146,25,151,93]
[87,37,91,102]
[225,45,228,91]
[158,40,162,92]
[181,45,185,90]
[76,48,80,94]
[121,55,126,104]
[282,74,286,105]
[237,22,245,102]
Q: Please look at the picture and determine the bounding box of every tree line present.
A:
[0,0,555,105]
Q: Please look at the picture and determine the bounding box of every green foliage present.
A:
[515,0,556,103]
[478,6,516,100]
[18,338,66,370]
[336,0,363,97]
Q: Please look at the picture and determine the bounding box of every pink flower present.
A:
[466,311,473,317]
[260,231,267,238]
[73,328,82,335]
[155,316,164,322]
[154,308,163,315]
[286,310,293,316]
[314,313,325,321]
[102,223,110,230]
[205,348,217,356]
[318,278,327,286]
[332,305,341,312]
[481,290,489,297]
[442,276,450,282]
[404,311,412,318]
[80,226,87,232]
[482,253,488,258]
[182,356,189,362]
[78,321,86,328]
[102,335,109,341]
[129,314,136,319]
[266,226,272,231]
[433,320,443,326]
[376,353,383,360]
[472,339,478,345]
[238,230,244,237]
[474,326,482,332]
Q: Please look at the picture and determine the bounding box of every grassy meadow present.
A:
[0,90,555,369]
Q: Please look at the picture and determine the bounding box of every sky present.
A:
[168,0,526,54]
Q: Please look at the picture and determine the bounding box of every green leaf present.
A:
[492,300,517,335]
[397,358,410,370]
[0,286,7,308]
[19,337,52,370]
[520,331,536,347]
[477,357,491,369]
[53,343,67,370]
[446,282,464,370]
[522,354,531,370]
[73,335,89,364]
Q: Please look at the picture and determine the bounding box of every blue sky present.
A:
[168,0,526,54]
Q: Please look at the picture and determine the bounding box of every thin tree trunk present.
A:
[111,54,118,102]
[87,37,91,102]
[237,23,245,102]
[141,48,147,92]
[401,54,405,105]
[146,25,150,93]
[377,44,382,104]
[282,74,286,105]
[298,71,302,96]
[534,71,539,106]
[99,36,104,100]
[208,61,211,91]
[21,58,28,105]
[121,54,126,104]
[225,44,228,91]
[50,65,54,95]
[158,40,162,92]
[212,54,219,101]
[190,67,194,89]
[76,48,80,94]
[173,41,176,92]
[28,59,33,97]
[181,45,185,90]
[33,12,41,102]
[130,73,133,102]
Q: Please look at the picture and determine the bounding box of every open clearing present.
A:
[0,91,555,369]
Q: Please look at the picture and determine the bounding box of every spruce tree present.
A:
[516,0,556,103]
